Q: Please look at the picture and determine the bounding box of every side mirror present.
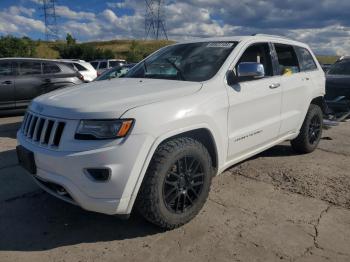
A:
[237,62,265,79]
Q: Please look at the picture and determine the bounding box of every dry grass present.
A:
[35,39,174,59]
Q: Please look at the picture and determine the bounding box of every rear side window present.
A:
[99,62,107,69]
[274,44,300,75]
[73,63,88,71]
[91,62,98,69]
[43,63,61,74]
[0,61,13,76]
[109,61,122,67]
[295,47,317,71]
[18,61,42,76]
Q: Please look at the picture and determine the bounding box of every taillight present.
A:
[78,74,84,81]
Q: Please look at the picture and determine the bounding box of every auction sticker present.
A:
[207,42,234,48]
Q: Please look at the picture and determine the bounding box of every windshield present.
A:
[328,61,350,75]
[125,41,238,82]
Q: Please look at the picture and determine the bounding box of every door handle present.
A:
[1,80,12,85]
[304,77,310,81]
[269,83,280,89]
[43,79,51,83]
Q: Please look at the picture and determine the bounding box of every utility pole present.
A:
[145,0,168,40]
[42,0,59,41]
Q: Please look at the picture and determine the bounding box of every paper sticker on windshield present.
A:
[207,42,234,48]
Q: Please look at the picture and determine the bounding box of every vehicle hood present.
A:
[29,78,202,119]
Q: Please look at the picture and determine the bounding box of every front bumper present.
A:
[17,131,154,215]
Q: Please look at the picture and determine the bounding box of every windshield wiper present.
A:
[165,58,186,81]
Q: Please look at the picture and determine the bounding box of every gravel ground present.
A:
[0,115,349,262]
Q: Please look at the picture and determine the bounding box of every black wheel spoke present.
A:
[165,187,178,199]
[165,180,178,188]
[162,155,205,214]
[191,181,204,187]
[308,115,321,145]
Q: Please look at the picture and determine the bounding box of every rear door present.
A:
[295,46,325,95]
[272,43,307,135]
[0,60,15,109]
[14,61,45,108]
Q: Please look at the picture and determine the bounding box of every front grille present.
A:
[21,112,66,148]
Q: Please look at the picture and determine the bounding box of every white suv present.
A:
[17,35,325,229]
[60,59,97,82]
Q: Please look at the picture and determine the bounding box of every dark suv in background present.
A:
[0,58,83,110]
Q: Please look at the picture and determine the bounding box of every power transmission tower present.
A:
[42,0,59,41]
[145,0,168,40]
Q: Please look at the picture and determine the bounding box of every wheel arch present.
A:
[125,126,220,214]
[310,96,329,115]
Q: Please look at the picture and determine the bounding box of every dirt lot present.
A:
[0,115,349,262]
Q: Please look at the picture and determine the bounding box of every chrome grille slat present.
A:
[33,117,41,141]
[24,114,32,135]
[20,112,66,149]
[48,121,59,146]
[40,119,49,144]
[27,116,37,138]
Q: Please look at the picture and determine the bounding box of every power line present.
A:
[42,0,59,41]
[145,0,168,40]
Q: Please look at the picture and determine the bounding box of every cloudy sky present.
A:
[0,0,349,55]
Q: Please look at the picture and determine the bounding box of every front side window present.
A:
[99,62,107,69]
[125,41,238,82]
[236,43,273,77]
[18,61,42,76]
[274,44,300,76]
[295,47,317,71]
[109,61,123,67]
[0,61,13,77]
[43,63,61,74]
[328,61,350,75]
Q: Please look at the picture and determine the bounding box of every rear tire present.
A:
[291,104,323,154]
[136,137,213,229]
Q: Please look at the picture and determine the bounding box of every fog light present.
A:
[85,168,111,182]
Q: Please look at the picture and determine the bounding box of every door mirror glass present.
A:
[237,62,265,79]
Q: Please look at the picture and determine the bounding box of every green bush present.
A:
[55,43,115,61]
[126,40,147,62]
[0,35,37,58]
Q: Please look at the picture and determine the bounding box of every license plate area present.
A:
[16,145,37,174]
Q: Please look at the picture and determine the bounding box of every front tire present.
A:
[136,137,213,229]
[291,104,323,154]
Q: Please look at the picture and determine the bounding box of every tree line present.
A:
[0,34,148,62]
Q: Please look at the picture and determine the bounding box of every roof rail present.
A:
[251,34,292,41]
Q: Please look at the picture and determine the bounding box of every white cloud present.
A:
[0,7,45,35]
[1,1,349,55]
[55,5,96,21]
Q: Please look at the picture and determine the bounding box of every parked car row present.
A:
[0,58,84,110]
[0,57,135,111]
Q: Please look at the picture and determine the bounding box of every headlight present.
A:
[75,119,134,140]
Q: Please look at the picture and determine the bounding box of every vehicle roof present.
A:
[0,57,66,62]
[178,34,309,48]
[90,59,126,62]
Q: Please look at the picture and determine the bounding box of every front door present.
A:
[14,61,45,108]
[0,61,15,110]
[226,42,283,160]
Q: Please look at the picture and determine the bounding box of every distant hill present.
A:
[35,39,339,64]
[35,39,174,60]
